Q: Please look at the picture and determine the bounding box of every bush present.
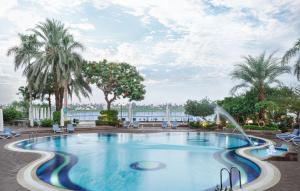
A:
[53,111,61,124]
[243,124,278,131]
[3,106,22,122]
[189,121,216,129]
[40,119,53,127]
[95,121,119,126]
[226,123,235,129]
[95,110,119,126]
[189,121,201,128]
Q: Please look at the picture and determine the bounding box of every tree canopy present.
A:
[231,52,290,121]
[83,60,146,110]
[184,98,214,120]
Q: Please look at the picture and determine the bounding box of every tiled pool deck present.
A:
[0,127,299,191]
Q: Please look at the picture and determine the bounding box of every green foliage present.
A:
[95,121,119,126]
[3,106,22,122]
[243,124,278,131]
[184,98,214,119]
[40,119,53,127]
[83,60,146,109]
[282,39,300,80]
[95,109,119,126]
[217,91,257,123]
[188,121,216,129]
[230,52,290,121]
[53,111,61,124]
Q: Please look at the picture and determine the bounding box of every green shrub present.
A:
[95,121,119,126]
[207,122,217,129]
[243,124,278,131]
[40,119,53,127]
[3,106,22,122]
[34,121,39,127]
[226,123,235,129]
[53,111,60,124]
[189,121,201,128]
[95,110,119,126]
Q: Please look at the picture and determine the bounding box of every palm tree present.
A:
[282,39,300,80]
[231,52,290,121]
[29,19,91,113]
[7,34,40,126]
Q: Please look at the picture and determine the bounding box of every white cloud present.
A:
[0,0,299,104]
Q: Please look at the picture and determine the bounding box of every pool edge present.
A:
[5,133,281,191]
[5,137,71,191]
[234,136,281,191]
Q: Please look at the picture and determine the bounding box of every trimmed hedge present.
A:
[40,119,53,127]
[226,123,279,131]
[53,111,61,124]
[243,124,278,131]
[95,110,119,127]
[189,121,216,129]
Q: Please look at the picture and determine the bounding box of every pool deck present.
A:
[0,127,299,191]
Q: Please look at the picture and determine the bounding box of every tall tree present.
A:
[282,39,300,80]
[7,34,40,126]
[84,60,146,110]
[29,19,91,112]
[231,52,290,121]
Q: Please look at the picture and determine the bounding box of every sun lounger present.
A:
[52,124,62,133]
[162,121,168,129]
[0,131,12,139]
[276,129,299,141]
[172,121,178,129]
[291,136,300,146]
[4,128,21,137]
[133,121,139,129]
[67,123,74,133]
[123,121,130,128]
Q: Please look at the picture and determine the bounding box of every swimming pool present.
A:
[15,132,264,191]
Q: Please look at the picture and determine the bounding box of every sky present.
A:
[0,0,299,105]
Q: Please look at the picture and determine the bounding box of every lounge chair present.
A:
[162,121,168,129]
[172,121,178,129]
[4,128,21,137]
[52,124,62,133]
[276,129,299,141]
[291,136,300,146]
[0,131,12,139]
[123,121,130,128]
[133,121,139,129]
[66,123,74,133]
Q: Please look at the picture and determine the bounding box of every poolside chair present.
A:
[172,121,178,129]
[52,124,62,133]
[291,136,300,146]
[162,121,168,129]
[133,121,139,129]
[276,129,299,141]
[0,131,12,139]
[123,121,130,128]
[66,123,74,133]
[4,128,21,137]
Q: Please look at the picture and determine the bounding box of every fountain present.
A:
[214,105,253,145]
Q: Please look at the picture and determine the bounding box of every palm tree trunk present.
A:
[48,93,51,118]
[28,85,33,127]
[258,87,266,123]
[63,81,68,122]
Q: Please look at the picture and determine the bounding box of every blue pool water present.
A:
[16,133,261,191]
[250,146,288,160]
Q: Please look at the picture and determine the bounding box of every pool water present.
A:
[16,132,261,191]
[250,146,288,160]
